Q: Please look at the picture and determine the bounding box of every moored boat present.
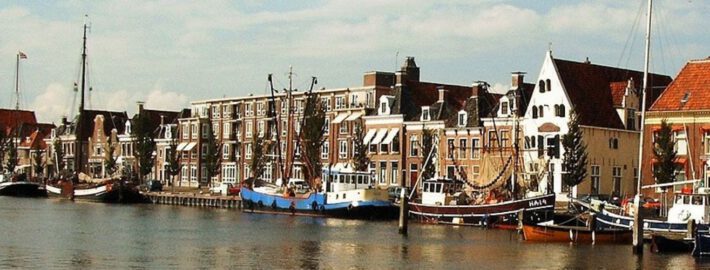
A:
[0,174,46,197]
[521,223,632,244]
[46,175,145,203]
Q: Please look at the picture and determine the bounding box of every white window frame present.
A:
[421,107,430,121]
[458,111,467,127]
[339,140,348,159]
[322,141,329,160]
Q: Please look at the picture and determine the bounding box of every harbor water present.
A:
[0,197,705,269]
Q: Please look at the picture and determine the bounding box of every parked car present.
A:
[210,182,233,195]
[228,184,240,196]
[145,180,163,192]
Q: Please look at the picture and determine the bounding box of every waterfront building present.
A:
[0,109,55,178]
[152,108,190,186]
[641,57,710,197]
[522,51,672,201]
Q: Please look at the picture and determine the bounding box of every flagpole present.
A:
[15,52,20,110]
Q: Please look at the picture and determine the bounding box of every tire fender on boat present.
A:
[311,201,318,210]
[347,204,353,211]
[258,201,264,208]
[272,200,278,209]
[289,201,296,213]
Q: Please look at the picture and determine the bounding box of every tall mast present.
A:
[636,0,652,195]
[75,16,89,174]
[284,66,294,181]
[268,74,285,183]
[15,53,20,110]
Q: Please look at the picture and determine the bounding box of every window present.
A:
[213,123,219,136]
[546,79,551,91]
[182,124,189,139]
[339,123,348,134]
[256,102,264,116]
[223,144,230,160]
[322,142,329,159]
[459,139,467,159]
[282,120,288,137]
[591,165,600,195]
[201,144,207,157]
[321,97,331,112]
[705,132,710,154]
[501,101,509,115]
[201,124,208,139]
[190,165,197,183]
[500,131,509,148]
[675,130,687,155]
[350,94,359,107]
[675,165,687,193]
[336,96,346,109]
[223,123,231,138]
[539,80,545,93]
[223,105,231,118]
[258,121,265,137]
[458,111,467,127]
[472,138,480,159]
[421,107,430,121]
[245,143,252,159]
[339,140,348,159]
[191,123,198,139]
[612,166,622,196]
[380,101,387,114]
[447,166,456,179]
[379,161,387,184]
[245,103,253,116]
[324,118,330,134]
[212,105,220,118]
[487,131,498,149]
[410,136,419,157]
[546,136,559,158]
[472,166,480,180]
[181,166,188,182]
[391,161,398,185]
[380,140,389,153]
[538,105,544,118]
[246,122,253,137]
[558,104,566,117]
[532,106,538,119]
[447,139,455,158]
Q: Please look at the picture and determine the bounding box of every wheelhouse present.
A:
[322,167,374,193]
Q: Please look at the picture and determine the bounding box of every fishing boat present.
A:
[693,233,710,257]
[241,167,397,218]
[408,82,555,227]
[522,222,631,244]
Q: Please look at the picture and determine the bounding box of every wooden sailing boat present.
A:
[0,51,46,197]
[408,79,555,227]
[45,17,144,203]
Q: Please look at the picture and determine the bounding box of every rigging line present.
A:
[655,2,682,73]
[617,0,646,69]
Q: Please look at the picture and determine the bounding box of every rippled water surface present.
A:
[0,197,706,269]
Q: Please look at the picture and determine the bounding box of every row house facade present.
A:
[0,109,55,178]
[522,51,672,201]
[641,57,710,197]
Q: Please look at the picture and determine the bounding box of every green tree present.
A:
[33,149,44,178]
[52,138,65,176]
[652,119,677,216]
[250,133,266,180]
[203,124,222,188]
[421,128,436,180]
[6,140,17,173]
[352,119,370,171]
[166,134,182,191]
[103,136,118,177]
[561,111,588,199]
[299,92,326,188]
[0,130,8,172]
[132,113,156,184]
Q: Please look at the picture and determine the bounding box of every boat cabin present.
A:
[322,167,374,193]
[421,178,464,206]
[668,192,710,224]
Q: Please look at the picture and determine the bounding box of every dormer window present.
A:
[378,95,392,115]
[380,101,387,114]
[125,121,132,135]
[457,111,467,127]
[501,101,509,115]
[421,106,430,121]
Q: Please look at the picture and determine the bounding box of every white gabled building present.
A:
[523,50,672,201]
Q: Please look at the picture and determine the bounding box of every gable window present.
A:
[458,111,467,127]
[501,101,509,115]
[626,109,636,130]
[532,106,538,119]
[546,79,552,91]
[538,105,544,118]
[421,107,430,121]
[539,80,546,93]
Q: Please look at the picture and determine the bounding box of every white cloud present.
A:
[144,89,190,112]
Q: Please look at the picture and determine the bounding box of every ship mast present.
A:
[635,0,652,195]
[74,16,89,174]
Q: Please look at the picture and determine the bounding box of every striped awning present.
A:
[332,113,351,124]
[381,128,399,144]
[183,142,197,151]
[370,128,388,145]
[176,142,188,151]
[345,111,364,121]
[363,129,377,145]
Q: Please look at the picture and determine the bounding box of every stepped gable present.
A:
[650,58,710,111]
[553,58,672,129]
[64,110,129,139]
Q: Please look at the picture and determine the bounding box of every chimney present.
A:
[584,57,591,64]
[61,115,68,125]
[160,115,165,125]
[437,86,446,102]
[400,56,420,82]
[511,72,525,89]
[137,101,145,113]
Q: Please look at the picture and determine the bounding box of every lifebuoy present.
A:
[678,209,691,222]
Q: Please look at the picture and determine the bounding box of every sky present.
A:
[0,0,707,123]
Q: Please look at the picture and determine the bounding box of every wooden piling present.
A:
[632,194,644,255]
[399,188,409,236]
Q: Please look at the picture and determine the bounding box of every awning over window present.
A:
[381,128,399,144]
[363,129,377,145]
[183,142,197,151]
[332,113,350,124]
[650,157,687,165]
[345,111,364,121]
[370,128,389,145]
[176,142,188,151]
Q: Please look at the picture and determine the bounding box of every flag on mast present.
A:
[18,51,27,59]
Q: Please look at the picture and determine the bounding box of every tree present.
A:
[33,148,44,178]
[299,92,326,188]
[103,136,118,177]
[165,134,182,191]
[421,128,436,180]
[652,119,677,216]
[0,130,8,172]
[352,119,370,171]
[561,111,588,199]
[132,113,156,184]
[6,140,17,174]
[52,138,65,176]
[250,133,266,180]
[203,123,222,188]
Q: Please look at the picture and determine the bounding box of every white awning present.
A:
[363,129,377,145]
[331,112,350,124]
[183,142,197,151]
[176,142,188,151]
[345,111,364,121]
[381,128,399,144]
[369,128,388,145]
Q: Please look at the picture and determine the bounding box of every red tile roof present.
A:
[650,58,710,111]
[553,58,672,129]
[0,109,37,136]
[609,81,628,107]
